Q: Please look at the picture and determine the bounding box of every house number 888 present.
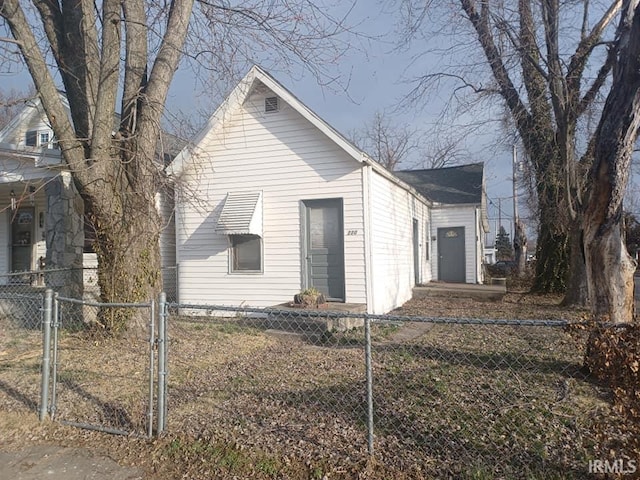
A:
[347,230,358,236]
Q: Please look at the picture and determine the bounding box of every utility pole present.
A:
[512,144,527,274]
[498,197,502,243]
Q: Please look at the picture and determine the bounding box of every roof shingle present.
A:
[395,162,484,205]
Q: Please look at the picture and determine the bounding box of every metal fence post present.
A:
[157,292,167,433]
[39,289,53,422]
[163,297,169,425]
[50,292,59,419]
[148,299,155,438]
[365,314,374,456]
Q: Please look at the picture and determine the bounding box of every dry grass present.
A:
[0,293,626,479]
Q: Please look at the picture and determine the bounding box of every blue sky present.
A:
[0,3,519,244]
[161,9,520,244]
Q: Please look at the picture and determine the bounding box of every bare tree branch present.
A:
[350,111,420,170]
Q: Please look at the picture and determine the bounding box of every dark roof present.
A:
[395,162,484,204]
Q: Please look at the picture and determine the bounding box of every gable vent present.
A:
[265,96,279,113]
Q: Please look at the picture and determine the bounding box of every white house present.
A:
[0,95,82,288]
[0,70,488,310]
[169,66,489,314]
[0,95,178,295]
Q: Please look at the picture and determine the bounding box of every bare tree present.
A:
[0,0,354,332]
[351,111,419,170]
[584,0,640,324]
[351,113,468,171]
[0,86,33,129]
[395,1,623,307]
[417,133,467,170]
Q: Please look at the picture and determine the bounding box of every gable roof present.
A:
[168,65,365,176]
[395,163,485,205]
[168,65,435,207]
[0,92,69,143]
[0,94,69,168]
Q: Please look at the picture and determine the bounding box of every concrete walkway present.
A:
[413,282,506,301]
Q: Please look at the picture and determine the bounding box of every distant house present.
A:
[169,66,489,314]
[0,95,178,294]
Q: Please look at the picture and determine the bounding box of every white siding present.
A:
[422,210,433,285]
[475,208,485,283]
[367,169,431,313]
[431,205,481,283]
[176,89,366,308]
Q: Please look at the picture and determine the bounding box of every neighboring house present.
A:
[484,246,497,265]
[395,163,489,285]
[0,94,178,295]
[169,66,489,314]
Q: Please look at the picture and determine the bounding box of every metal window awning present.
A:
[215,191,263,236]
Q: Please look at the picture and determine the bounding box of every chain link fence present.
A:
[45,294,156,436]
[0,271,48,415]
[160,302,597,478]
[368,318,594,478]
[0,282,610,476]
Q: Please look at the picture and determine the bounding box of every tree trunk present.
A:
[581,2,640,383]
[584,211,636,323]
[85,160,163,333]
[92,208,162,332]
[582,2,640,325]
[561,222,589,307]
[532,219,568,293]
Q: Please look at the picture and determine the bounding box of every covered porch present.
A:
[0,149,84,290]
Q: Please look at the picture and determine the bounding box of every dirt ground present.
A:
[0,445,143,480]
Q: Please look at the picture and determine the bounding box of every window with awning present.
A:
[217,192,263,273]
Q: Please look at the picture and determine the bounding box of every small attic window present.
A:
[25,129,56,148]
[265,96,279,113]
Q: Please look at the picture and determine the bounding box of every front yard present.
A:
[0,291,632,479]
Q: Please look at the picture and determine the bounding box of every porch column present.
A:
[45,172,84,298]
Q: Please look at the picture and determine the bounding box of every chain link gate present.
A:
[41,292,157,437]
